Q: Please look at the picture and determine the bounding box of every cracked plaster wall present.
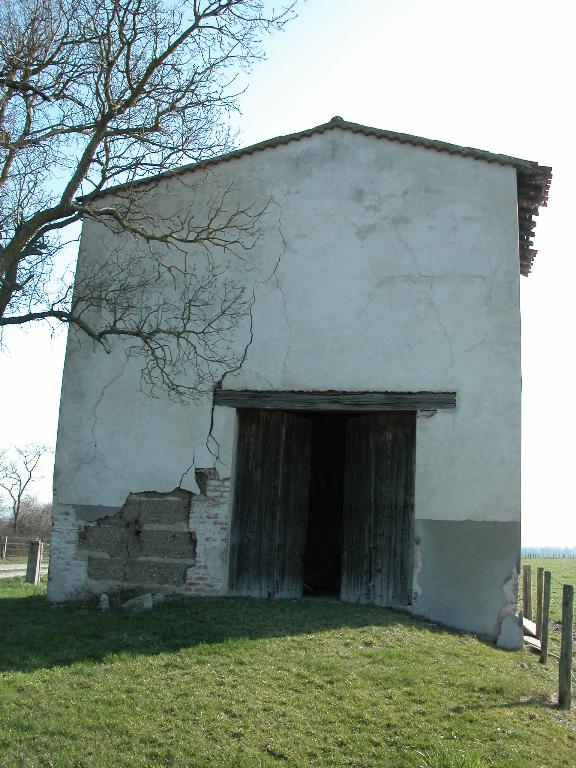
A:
[49,131,522,637]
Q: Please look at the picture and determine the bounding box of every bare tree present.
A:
[0,496,52,538]
[0,0,293,398]
[0,444,51,529]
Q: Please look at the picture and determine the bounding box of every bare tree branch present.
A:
[0,444,51,529]
[0,0,295,398]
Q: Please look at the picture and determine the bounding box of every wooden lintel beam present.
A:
[214,390,457,412]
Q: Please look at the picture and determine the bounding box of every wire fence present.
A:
[0,535,50,568]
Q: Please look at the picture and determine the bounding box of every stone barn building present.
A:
[48,117,551,647]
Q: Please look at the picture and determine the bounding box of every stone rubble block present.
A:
[121,593,153,611]
[138,496,190,526]
[151,592,166,605]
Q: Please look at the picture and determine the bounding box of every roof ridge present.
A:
[84,116,551,199]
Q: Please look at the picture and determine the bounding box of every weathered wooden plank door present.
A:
[341,412,416,606]
[229,409,312,598]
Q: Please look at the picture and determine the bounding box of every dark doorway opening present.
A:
[302,412,348,597]
[229,405,416,606]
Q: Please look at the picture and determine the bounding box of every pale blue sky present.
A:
[1,0,572,545]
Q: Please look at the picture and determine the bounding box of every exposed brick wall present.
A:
[184,474,231,595]
[48,503,89,601]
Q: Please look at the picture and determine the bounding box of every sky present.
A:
[1,0,573,546]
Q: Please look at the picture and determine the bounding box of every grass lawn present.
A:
[0,556,28,566]
[520,558,576,623]
[1,578,575,768]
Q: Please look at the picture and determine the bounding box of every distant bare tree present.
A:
[0,444,51,529]
[0,495,52,538]
[0,0,294,399]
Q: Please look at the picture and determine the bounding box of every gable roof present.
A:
[92,116,552,276]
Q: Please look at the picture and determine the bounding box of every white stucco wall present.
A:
[49,129,521,638]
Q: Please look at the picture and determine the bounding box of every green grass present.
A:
[520,558,576,623]
[0,556,28,566]
[1,578,575,768]
[1,554,50,568]
[0,556,49,569]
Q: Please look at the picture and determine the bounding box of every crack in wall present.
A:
[240,368,274,388]
[205,204,288,472]
[390,218,454,371]
[266,199,292,376]
[390,219,427,279]
[448,337,489,372]
[388,219,495,378]
[179,446,198,490]
[62,356,130,492]
[428,281,454,371]
[206,287,256,473]
[91,356,130,458]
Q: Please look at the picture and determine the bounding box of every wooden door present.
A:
[229,409,312,598]
[341,412,416,606]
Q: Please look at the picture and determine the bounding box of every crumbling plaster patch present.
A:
[412,529,521,647]
[56,384,237,508]
[412,539,423,603]
[492,565,521,640]
[51,470,232,600]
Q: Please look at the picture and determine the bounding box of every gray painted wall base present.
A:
[412,519,520,644]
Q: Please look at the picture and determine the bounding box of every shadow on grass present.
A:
[0,579,452,673]
[451,696,555,713]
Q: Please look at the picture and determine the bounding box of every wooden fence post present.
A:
[536,566,544,638]
[559,584,574,709]
[540,571,551,664]
[25,540,42,585]
[0,536,7,558]
[522,564,532,621]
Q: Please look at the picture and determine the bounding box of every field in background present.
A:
[1,578,575,768]
[520,557,576,622]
